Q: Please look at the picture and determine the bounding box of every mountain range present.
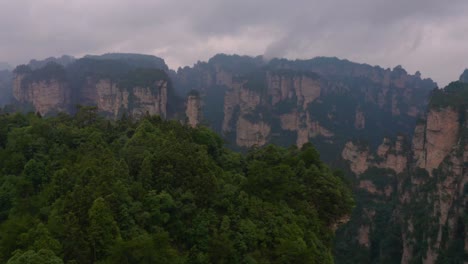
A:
[0,53,466,263]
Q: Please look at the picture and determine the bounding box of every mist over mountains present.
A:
[1,52,467,263]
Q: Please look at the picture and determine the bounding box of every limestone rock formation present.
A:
[236,116,271,147]
[185,92,202,127]
[13,74,69,115]
[413,108,460,174]
[12,58,170,118]
[338,82,468,264]
[176,55,434,151]
[342,136,408,175]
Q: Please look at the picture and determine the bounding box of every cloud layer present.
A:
[1,0,468,85]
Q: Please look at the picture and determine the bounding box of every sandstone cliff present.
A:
[185,92,202,127]
[219,70,334,147]
[13,73,69,115]
[342,136,408,175]
[12,60,170,118]
[399,84,467,264]
[412,108,460,174]
[338,82,468,264]
[176,55,434,151]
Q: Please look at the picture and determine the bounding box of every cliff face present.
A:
[413,108,460,174]
[176,55,435,151]
[13,74,69,115]
[81,78,123,118]
[185,93,202,127]
[219,70,328,147]
[130,82,168,118]
[12,58,171,118]
[81,78,168,118]
[337,82,468,264]
[342,136,408,175]
[236,116,271,147]
[400,107,466,264]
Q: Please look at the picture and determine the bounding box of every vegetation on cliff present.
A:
[0,108,353,263]
[429,81,468,111]
[0,70,12,106]
[335,82,468,264]
[459,69,468,83]
[175,54,436,155]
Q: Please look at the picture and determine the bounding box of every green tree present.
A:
[88,197,121,261]
[7,249,63,264]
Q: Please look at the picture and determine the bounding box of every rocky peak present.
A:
[185,91,202,127]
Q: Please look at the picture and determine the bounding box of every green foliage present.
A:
[243,70,268,94]
[208,54,264,75]
[429,82,468,110]
[188,89,200,97]
[7,249,63,264]
[0,110,353,263]
[118,68,168,94]
[84,53,168,71]
[16,62,67,85]
[334,166,401,264]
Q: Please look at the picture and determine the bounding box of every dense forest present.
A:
[0,107,353,264]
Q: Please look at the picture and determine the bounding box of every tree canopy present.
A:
[0,108,353,263]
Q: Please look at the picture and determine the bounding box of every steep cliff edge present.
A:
[185,91,202,127]
[12,57,171,118]
[13,63,69,115]
[400,82,468,264]
[337,82,468,264]
[412,108,460,174]
[176,55,435,152]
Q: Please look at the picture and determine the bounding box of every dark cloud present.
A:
[0,0,467,85]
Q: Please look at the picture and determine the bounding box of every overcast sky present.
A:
[1,0,468,86]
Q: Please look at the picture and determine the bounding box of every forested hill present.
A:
[0,107,353,264]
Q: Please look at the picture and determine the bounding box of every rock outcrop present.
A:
[236,116,271,147]
[12,59,170,118]
[341,142,370,175]
[176,55,434,151]
[413,108,460,174]
[219,70,329,148]
[185,93,202,127]
[13,74,69,115]
[338,82,468,264]
[400,94,467,263]
[342,136,408,175]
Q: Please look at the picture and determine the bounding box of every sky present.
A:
[1,0,468,86]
